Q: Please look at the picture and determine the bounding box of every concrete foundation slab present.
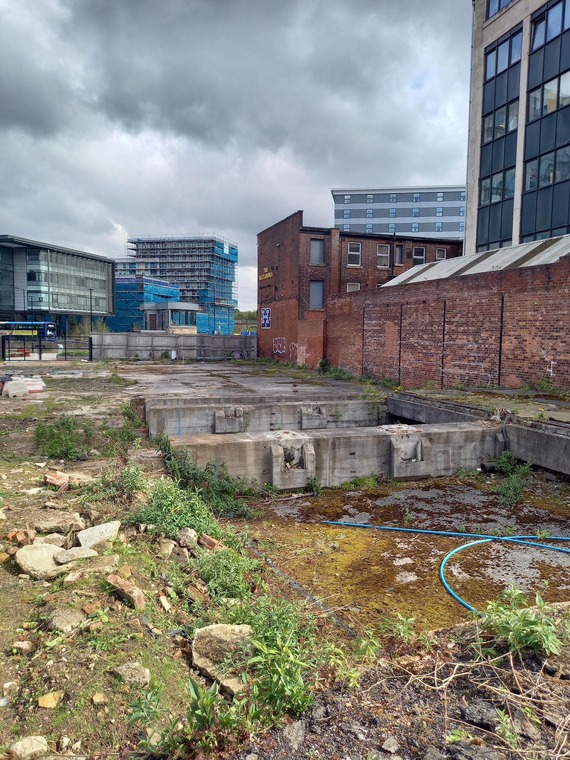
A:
[170,422,503,489]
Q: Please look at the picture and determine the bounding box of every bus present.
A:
[0,321,57,340]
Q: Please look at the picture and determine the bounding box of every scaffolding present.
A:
[125,235,238,335]
[106,276,179,332]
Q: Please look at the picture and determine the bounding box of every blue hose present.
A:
[322,520,570,612]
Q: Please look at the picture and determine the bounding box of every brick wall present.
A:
[257,210,463,368]
[327,255,570,388]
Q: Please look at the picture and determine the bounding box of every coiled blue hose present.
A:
[322,520,570,612]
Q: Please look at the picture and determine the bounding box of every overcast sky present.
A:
[0,0,473,310]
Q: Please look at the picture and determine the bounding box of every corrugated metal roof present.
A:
[383,235,570,287]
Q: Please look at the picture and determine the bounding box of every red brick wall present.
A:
[327,256,570,388]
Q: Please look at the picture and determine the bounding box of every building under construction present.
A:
[116,235,238,335]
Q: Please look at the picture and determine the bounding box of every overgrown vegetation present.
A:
[492,452,532,506]
[157,435,261,517]
[478,585,566,657]
[35,415,94,459]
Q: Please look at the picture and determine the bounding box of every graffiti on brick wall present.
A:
[289,342,309,366]
[271,336,310,365]
[540,348,557,377]
[272,336,287,355]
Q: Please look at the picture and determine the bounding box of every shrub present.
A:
[35,415,92,459]
[191,548,260,599]
[480,586,564,656]
[128,479,222,541]
[157,435,255,517]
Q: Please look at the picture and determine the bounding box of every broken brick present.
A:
[106,574,145,611]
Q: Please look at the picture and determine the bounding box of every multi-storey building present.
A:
[0,235,114,327]
[257,210,463,367]
[106,276,181,333]
[467,0,570,252]
[331,186,466,239]
[115,235,238,335]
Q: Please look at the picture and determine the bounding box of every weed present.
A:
[325,366,356,381]
[375,375,399,389]
[479,586,565,656]
[446,728,475,744]
[191,548,260,599]
[128,479,225,543]
[35,415,92,459]
[419,631,437,652]
[305,475,322,496]
[496,709,520,748]
[317,358,330,374]
[340,475,380,490]
[247,633,314,721]
[382,613,416,642]
[403,507,414,526]
[355,630,382,662]
[82,463,146,503]
[107,372,135,386]
[493,453,532,506]
[533,376,555,393]
[158,435,255,517]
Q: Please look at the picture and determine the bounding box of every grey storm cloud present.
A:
[0,0,472,308]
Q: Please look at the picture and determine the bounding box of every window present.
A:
[543,78,558,115]
[487,0,499,18]
[436,207,443,217]
[510,30,522,64]
[413,193,420,202]
[486,50,497,80]
[389,193,397,203]
[532,16,546,50]
[547,2,563,42]
[343,224,350,231]
[528,87,542,121]
[480,177,491,205]
[413,247,425,265]
[412,223,419,233]
[436,248,447,260]
[346,282,361,293]
[366,208,373,218]
[555,145,570,182]
[496,39,509,73]
[491,172,503,202]
[366,194,374,203]
[347,242,361,266]
[539,152,555,186]
[459,221,465,232]
[525,159,538,191]
[309,281,324,309]
[365,224,373,233]
[376,244,390,268]
[309,239,325,265]
[389,208,396,217]
[395,244,403,266]
[412,208,420,217]
[435,222,443,232]
[507,100,518,131]
[437,192,444,202]
[483,114,494,143]
[344,195,351,204]
[560,71,570,108]
[494,106,506,138]
[460,206,465,216]
[388,223,396,234]
[504,168,515,198]
[343,209,351,218]
[460,191,466,201]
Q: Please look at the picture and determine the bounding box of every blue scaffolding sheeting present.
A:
[107,277,179,332]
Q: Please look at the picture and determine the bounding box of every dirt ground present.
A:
[0,360,568,760]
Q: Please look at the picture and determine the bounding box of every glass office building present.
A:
[0,235,114,321]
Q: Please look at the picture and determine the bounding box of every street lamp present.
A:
[88,288,94,332]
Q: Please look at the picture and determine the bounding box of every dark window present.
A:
[497,40,510,73]
[525,159,539,191]
[555,144,570,180]
[412,247,425,265]
[486,50,497,80]
[533,17,547,51]
[504,168,516,198]
[539,151,555,186]
[494,106,507,138]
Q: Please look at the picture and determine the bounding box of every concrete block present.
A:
[271,441,315,490]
